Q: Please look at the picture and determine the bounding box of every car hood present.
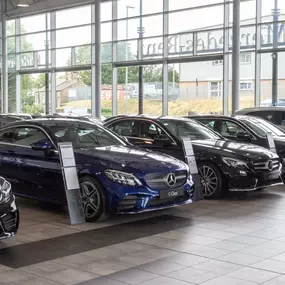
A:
[74,145,187,174]
[192,139,278,161]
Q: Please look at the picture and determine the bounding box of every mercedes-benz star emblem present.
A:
[166,173,176,188]
[268,160,273,171]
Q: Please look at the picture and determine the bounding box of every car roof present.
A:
[235,106,285,114]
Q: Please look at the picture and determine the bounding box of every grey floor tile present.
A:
[139,276,195,285]
[163,253,209,266]
[217,252,265,266]
[209,240,249,251]
[0,269,35,284]
[227,235,268,245]
[200,275,257,285]
[19,277,62,285]
[271,252,285,262]
[47,268,97,285]
[107,268,159,285]
[136,260,185,275]
[262,275,285,285]
[201,230,239,240]
[73,276,128,285]
[251,259,285,274]
[193,259,243,274]
[167,267,220,284]
[227,267,280,283]
[184,243,230,258]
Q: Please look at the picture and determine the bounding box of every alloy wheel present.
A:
[198,165,219,197]
[80,181,100,219]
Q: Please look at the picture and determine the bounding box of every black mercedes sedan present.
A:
[0,177,19,240]
[104,116,283,199]
[189,115,285,160]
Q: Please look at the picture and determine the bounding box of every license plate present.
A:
[264,171,280,180]
[160,188,185,199]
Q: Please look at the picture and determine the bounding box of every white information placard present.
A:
[58,142,85,225]
[266,132,277,153]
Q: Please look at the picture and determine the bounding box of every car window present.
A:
[160,119,221,140]
[109,120,138,137]
[0,128,17,143]
[197,119,215,130]
[140,121,165,139]
[220,120,249,138]
[13,127,49,146]
[48,122,124,149]
[249,111,282,125]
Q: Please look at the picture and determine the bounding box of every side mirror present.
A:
[154,134,172,146]
[236,132,251,140]
[31,140,53,151]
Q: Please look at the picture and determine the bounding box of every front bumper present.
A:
[224,164,283,192]
[104,179,194,214]
[0,195,19,240]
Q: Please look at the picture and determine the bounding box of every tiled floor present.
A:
[1,187,285,284]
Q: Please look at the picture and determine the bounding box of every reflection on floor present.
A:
[1,187,285,284]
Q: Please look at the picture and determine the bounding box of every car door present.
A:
[4,126,62,202]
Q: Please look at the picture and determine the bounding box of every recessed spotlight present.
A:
[17,0,30,7]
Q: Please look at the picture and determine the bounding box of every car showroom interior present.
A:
[1,0,285,284]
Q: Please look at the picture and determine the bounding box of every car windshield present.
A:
[239,117,285,137]
[47,122,125,148]
[159,119,222,140]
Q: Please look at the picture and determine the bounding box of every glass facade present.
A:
[1,0,285,117]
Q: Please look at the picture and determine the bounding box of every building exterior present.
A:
[1,0,285,116]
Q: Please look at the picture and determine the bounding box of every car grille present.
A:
[147,191,190,207]
[145,170,187,190]
[253,159,280,172]
[0,212,18,233]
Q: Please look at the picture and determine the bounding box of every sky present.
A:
[8,0,285,68]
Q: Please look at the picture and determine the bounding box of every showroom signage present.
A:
[266,132,277,153]
[144,22,285,58]
[58,142,86,225]
[181,136,203,201]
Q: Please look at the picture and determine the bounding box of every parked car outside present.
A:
[189,115,285,161]
[0,177,19,240]
[104,116,283,198]
[0,119,194,222]
[260,99,285,107]
[235,107,285,130]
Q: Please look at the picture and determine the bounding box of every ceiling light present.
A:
[17,0,30,7]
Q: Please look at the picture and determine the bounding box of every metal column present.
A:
[15,18,21,113]
[94,0,101,119]
[255,0,261,107]
[51,12,57,114]
[162,0,169,116]
[45,13,50,114]
[112,0,118,116]
[138,0,143,115]
[223,0,230,115]
[272,0,279,106]
[1,1,8,113]
[231,0,241,113]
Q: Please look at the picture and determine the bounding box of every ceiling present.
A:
[6,0,45,12]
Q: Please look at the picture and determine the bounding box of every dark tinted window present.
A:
[140,121,165,139]
[0,128,16,143]
[13,127,48,146]
[197,119,215,129]
[248,111,282,125]
[159,119,220,140]
[47,122,125,148]
[109,120,138,137]
[219,120,249,138]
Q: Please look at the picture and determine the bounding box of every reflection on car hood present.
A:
[192,139,278,161]
[75,145,187,173]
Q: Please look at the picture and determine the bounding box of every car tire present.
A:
[198,162,224,199]
[79,176,106,222]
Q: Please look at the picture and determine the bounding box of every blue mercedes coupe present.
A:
[0,119,194,221]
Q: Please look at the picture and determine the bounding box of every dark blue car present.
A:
[0,119,194,222]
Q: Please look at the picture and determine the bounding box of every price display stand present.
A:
[58,142,86,225]
[181,137,204,201]
[267,132,277,153]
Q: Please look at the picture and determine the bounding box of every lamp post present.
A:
[272,0,279,106]
[125,5,134,114]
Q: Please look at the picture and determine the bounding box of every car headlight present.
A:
[0,177,11,204]
[105,170,142,187]
[222,157,248,169]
